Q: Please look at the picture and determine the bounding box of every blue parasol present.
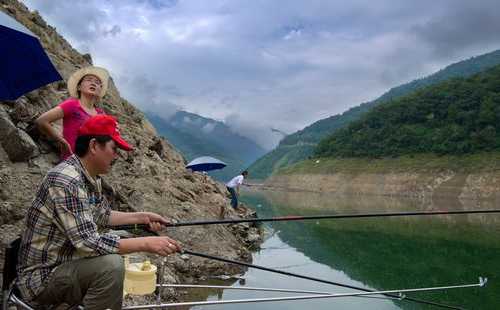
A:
[0,11,62,101]
[186,156,227,172]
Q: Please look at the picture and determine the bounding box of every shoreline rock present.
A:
[0,0,264,305]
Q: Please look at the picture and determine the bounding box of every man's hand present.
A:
[140,212,170,232]
[119,235,181,255]
[145,236,181,256]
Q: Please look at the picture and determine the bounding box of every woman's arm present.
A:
[35,106,64,140]
[35,106,73,154]
[36,106,72,153]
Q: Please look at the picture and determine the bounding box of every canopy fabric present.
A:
[0,11,62,101]
[186,156,227,172]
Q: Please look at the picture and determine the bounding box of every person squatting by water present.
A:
[36,66,110,160]
[16,115,181,310]
[220,171,249,218]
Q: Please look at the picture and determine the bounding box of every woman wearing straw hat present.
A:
[36,66,110,160]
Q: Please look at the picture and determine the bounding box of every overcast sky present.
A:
[23,0,500,149]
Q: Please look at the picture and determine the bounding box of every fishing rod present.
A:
[121,212,488,309]
[122,278,486,309]
[112,208,500,230]
[182,249,468,310]
[159,284,408,301]
[160,283,376,295]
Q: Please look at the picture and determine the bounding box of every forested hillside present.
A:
[315,65,500,158]
[249,49,500,179]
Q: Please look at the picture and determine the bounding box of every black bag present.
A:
[2,237,21,309]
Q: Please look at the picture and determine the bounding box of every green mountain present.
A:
[315,64,500,158]
[146,111,266,181]
[249,49,500,179]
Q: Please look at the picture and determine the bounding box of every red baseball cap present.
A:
[78,115,133,151]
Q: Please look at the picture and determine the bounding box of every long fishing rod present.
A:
[112,208,500,230]
[182,249,467,310]
[158,284,411,301]
[122,278,486,309]
[125,225,467,309]
[121,212,487,309]
[160,283,376,295]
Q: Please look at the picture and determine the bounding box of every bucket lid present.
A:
[125,262,157,275]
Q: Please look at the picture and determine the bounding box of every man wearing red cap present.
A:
[16,115,180,309]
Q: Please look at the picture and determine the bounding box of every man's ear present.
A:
[88,138,98,155]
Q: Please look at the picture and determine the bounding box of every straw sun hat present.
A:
[67,66,109,98]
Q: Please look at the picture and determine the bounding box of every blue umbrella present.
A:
[0,11,62,101]
[186,156,227,172]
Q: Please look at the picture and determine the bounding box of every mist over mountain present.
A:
[146,110,267,181]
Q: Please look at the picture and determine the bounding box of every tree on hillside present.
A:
[315,65,500,158]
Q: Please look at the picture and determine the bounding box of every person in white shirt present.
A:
[220,171,248,217]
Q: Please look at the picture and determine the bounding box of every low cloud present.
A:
[411,0,500,59]
[201,122,216,134]
[24,0,500,149]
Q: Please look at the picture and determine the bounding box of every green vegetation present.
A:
[315,65,500,158]
[279,153,500,175]
[245,144,315,180]
[249,49,500,179]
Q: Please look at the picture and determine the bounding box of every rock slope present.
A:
[0,0,261,304]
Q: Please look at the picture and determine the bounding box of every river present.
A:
[187,190,500,309]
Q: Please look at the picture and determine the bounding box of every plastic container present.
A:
[124,259,157,295]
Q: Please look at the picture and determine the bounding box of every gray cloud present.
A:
[23,0,500,149]
[103,25,121,37]
[140,0,179,9]
[116,74,181,119]
[23,1,122,47]
[411,0,500,59]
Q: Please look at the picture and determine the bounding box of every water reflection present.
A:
[190,234,400,310]
[234,190,500,310]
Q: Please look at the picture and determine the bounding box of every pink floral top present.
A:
[59,98,104,159]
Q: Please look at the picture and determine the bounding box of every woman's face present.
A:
[78,74,102,98]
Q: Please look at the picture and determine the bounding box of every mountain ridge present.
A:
[146,110,266,181]
[248,49,500,179]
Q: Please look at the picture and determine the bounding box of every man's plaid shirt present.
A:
[17,155,120,301]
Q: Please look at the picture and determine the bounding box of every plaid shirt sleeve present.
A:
[95,195,112,227]
[49,181,120,256]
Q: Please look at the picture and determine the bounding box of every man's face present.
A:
[92,139,119,174]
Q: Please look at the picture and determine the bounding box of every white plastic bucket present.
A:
[124,260,157,295]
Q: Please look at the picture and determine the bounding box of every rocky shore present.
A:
[265,170,500,206]
[0,0,263,305]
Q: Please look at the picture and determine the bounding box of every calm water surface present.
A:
[188,190,500,310]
